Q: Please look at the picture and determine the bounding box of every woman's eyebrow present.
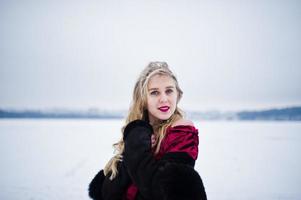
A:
[148,87,158,91]
[148,86,175,91]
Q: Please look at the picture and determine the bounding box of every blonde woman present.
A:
[89,62,207,200]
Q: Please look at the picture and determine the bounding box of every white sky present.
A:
[0,0,300,111]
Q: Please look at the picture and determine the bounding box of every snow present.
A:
[0,119,300,200]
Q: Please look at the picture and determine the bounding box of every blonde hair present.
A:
[104,61,184,179]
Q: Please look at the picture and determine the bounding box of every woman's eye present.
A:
[166,89,173,94]
[150,91,159,96]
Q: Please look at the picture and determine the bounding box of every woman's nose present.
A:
[159,94,168,102]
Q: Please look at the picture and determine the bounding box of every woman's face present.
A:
[146,74,178,125]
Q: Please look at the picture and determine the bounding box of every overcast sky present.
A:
[0,0,300,111]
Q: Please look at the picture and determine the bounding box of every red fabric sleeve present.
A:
[160,125,199,160]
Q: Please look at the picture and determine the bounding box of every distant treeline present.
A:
[0,106,301,121]
[0,109,124,119]
[237,107,301,121]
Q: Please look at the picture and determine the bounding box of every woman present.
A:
[89,62,207,200]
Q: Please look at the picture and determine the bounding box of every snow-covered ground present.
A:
[0,119,300,200]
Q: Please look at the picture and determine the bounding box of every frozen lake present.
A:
[0,119,300,200]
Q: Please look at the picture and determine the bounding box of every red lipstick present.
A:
[158,106,169,112]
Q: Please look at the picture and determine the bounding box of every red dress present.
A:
[124,125,199,200]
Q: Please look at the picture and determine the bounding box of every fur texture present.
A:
[88,169,105,200]
[153,162,207,200]
[161,152,196,167]
[123,120,153,140]
[88,161,131,200]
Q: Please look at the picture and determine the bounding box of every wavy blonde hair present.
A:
[104,61,184,179]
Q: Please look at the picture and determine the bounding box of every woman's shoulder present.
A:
[167,118,198,134]
[171,118,194,128]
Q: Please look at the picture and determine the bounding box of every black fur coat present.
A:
[88,120,207,200]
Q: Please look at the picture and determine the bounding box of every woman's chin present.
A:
[157,114,172,121]
[149,111,173,124]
